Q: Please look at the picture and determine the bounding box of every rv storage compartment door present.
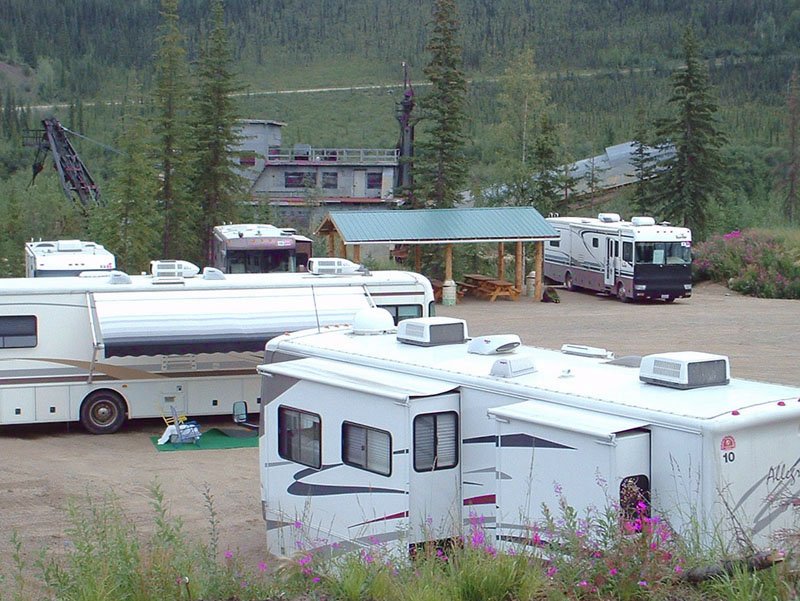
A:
[489,400,649,551]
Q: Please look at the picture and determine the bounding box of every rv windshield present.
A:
[635,242,691,266]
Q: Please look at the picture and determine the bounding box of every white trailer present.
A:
[25,239,116,278]
[0,262,433,434]
[542,213,692,302]
[253,314,800,556]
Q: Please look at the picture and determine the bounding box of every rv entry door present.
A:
[605,238,616,287]
[408,393,461,546]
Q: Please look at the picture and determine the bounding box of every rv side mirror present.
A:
[232,401,248,424]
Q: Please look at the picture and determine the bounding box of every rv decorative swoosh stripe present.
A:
[464,494,495,506]
[351,510,408,527]
[464,435,496,445]
[287,481,405,497]
[500,433,574,449]
[0,358,167,381]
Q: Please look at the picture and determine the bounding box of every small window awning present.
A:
[260,357,458,401]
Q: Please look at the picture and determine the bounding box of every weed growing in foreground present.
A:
[3,482,798,601]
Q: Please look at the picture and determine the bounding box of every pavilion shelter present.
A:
[315,207,558,301]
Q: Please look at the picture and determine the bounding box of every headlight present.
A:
[634,284,647,291]
[684,283,692,290]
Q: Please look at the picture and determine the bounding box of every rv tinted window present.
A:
[342,422,391,476]
[278,406,321,469]
[381,304,423,325]
[622,241,633,263]
[0,316,37,348]
[413,411,458,472]
[592,237,599,248]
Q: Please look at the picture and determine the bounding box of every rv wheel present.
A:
[80,391,126,434]
[564,272,574,291]
[616,282,630,303]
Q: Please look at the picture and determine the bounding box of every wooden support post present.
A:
[534,241,544,301]
[414,246,422,273]
[515,241,523,291]
[326,232,335,257]
[353,245,361,263]
[445,244,453,281]
[497,242,505,279]
[337,238,347,259]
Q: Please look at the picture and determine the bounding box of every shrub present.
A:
[692,229,800,298]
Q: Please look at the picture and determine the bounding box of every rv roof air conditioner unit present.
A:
[150,260,200,280]
[352,308,396,335]
[639,351,730,389]
[467,334,521,355]
[631,216,656,227]
[56,239,83,252]
[598,212,621,223]
[490,355,536,378]
[561,344,614,359]
[397,317,467,347]
[307,257,366,276]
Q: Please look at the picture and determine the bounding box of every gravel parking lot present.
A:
[1,282,797,578]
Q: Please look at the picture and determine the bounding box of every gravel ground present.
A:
[0,281,797,581]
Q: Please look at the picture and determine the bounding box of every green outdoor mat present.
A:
[151,427,258,452]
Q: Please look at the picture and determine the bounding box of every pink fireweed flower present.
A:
[224,550,234,559]
[674,564,683,574]
[546,566,558,578]
[258,560,269,572]
[294,520,303,529]
[609,568,618,576]
[638,580,648,587]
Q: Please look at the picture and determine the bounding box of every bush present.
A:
[692,229,800,299]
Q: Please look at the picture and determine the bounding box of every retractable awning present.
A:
[92,286,372,357]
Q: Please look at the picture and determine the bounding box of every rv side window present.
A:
[592,237,599,248]
[278,406,321,469]
[0,315,37,348]
[380,304,423,325]
[548,240,560,247]
[413,411,458,472]
[622,242,633,263]
[342,422,392,476]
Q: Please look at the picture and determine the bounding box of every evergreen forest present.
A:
[0,0,799,275]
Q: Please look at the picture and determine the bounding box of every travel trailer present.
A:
[0,261,433,434]
[210,223,312,274]
[542,213,692,302]
[251,313,800,557]
[25,239,116,278]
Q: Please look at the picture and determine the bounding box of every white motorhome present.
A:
[252,314,800,557]
[25,239,116,278]
[543,213,692,302]
[210,224,312,273]
[0,261,433,434]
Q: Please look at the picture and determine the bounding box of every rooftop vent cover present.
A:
[150,260,200,279]
[468,335,521,355]
[490,355,536,378]
[396,317,467,347]
[639,351,730,389]
[307,257,365,275]
[352,308,396,335]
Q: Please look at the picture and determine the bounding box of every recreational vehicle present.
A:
[542,213,692,302]
[251,313,800,557]
[0,261,433,434]
[24,239,116,278]
[210,223,312,274]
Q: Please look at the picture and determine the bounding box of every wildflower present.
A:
[578,580,589,588]
[258,560,269,572]
[312,577,321,583]
[224,550,234,559]
[546,566,558,578]
[674,564,683,574]
[609,568,618,576]
[638,580,648,587]
[294,520,303,529]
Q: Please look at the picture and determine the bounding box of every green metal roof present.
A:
[318,207,558,244]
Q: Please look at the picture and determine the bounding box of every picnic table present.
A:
[462,274,521,302]
[429,278,464,303]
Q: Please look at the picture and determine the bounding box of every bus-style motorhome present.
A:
[250,313,800,557]
[210,223,312,274]
[25,239,116,278]
[0,261,433,434]
[543,213,692,302]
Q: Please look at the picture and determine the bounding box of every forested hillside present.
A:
[0,0,799,273]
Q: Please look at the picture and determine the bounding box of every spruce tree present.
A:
[415,0,468,209]
[777,69,800,224]
[188,0,246,264]
[153,0,195,261]
[629,108,659,215]
[91,109,161,274]
[654,27,727,240]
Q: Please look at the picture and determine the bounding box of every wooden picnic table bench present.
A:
[463,274,520,302]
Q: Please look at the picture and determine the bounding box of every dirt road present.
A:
[1,282,797,578]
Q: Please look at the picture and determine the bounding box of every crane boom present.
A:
[30,117,102,208]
